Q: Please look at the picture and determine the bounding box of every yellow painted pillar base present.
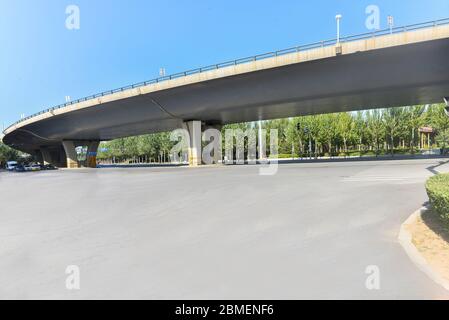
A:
[85,141,99,168]
[188,151,201,167]
[62,141,80,169]
[186,120,202,167]
[86,156,97,168]
[66,159,80,169]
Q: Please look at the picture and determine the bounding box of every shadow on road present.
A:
[426,160,449,175]
[421,207,449,245]
[97,163,186,169]
[96,155,449,169]
[278,154,449,165]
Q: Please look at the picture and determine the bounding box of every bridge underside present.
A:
[4,38,449,166]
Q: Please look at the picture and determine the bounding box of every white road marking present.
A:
[342,175,423,182]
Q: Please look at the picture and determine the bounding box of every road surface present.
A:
[1,158,449,299]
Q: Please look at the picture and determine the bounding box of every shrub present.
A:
[0,142,20,167]
[426,174,449,221]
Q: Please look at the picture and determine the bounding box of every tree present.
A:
[354,111,366,155]
[436,129,449,154]
[303,115,322,158]
[265,119,290,154]
[337,112,354,155]
[0,142,20,167]
[367,109,385,156]
[383,107,405,155]
[427,104,449,133]
[318,114,338,156]
[92,103,449,162]
[406,105,425,153]
[286,117,308,156]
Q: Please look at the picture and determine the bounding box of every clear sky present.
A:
[1,0,448,129]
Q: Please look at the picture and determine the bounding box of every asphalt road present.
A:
[1,158,449,299]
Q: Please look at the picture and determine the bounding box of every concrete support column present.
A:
[203,124,222,164]
[40,148,53,165]
[185,120,202,166]
[34,150,44,165]
[62,141,79,169]
[85,141,100,168]
[37,146,67,168]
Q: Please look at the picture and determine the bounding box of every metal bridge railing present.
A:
[5,17,449,134]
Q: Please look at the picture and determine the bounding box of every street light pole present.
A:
[258,120,263,161]
[387,15,394,34]
[302,127,312,160]
[296,124,313,161]
[309,133,312,160]
[336,14,342,44]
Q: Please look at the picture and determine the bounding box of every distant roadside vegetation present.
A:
[97,104,449,163]
[2,104,449,166]
[0,141,20,168]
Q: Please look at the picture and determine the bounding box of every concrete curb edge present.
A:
[398,207,449,292]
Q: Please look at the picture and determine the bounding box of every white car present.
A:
[24,164,41,172]
[5,161,18,171]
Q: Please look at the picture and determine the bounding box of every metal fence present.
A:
[5,17,449,133]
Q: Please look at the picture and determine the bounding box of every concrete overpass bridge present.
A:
[4,18,449,167]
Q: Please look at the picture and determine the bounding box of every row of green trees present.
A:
[1,104,446,167]
[97,104,449,163]
[0,140,20,167]
[272,104,449,157]
[98,132,174,163]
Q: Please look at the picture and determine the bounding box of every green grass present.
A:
[426,174,449,222]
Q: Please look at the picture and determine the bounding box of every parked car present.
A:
[5,161,18,171]
[14,165,26,172]
[39,164,57,170]
[24,164,41,172]
[44,164,57,170]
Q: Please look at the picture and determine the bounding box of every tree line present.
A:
[2,104,449,167]
[97,104,449,163]
[0,141,21,167]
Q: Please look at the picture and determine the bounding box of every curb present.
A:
[398,207,449,291]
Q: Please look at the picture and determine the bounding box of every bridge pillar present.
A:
[38,146,67,168]
[185,120,202,166]
[62,141,79,169]
[61,140,100,168]
[34,150,44,165]
[85,141,100,168]
[203,124,222,164]
[40,148,53,165]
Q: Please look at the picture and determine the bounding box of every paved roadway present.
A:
[1,158,449,299]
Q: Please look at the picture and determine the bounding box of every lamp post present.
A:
[335,14,343,44]
[444,97,449,117]
[258,120,264,161]
[297,123,312,160]
[387,15,394,34]
[305,128,312,159]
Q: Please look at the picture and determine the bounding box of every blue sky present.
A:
[1,0,448,129]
